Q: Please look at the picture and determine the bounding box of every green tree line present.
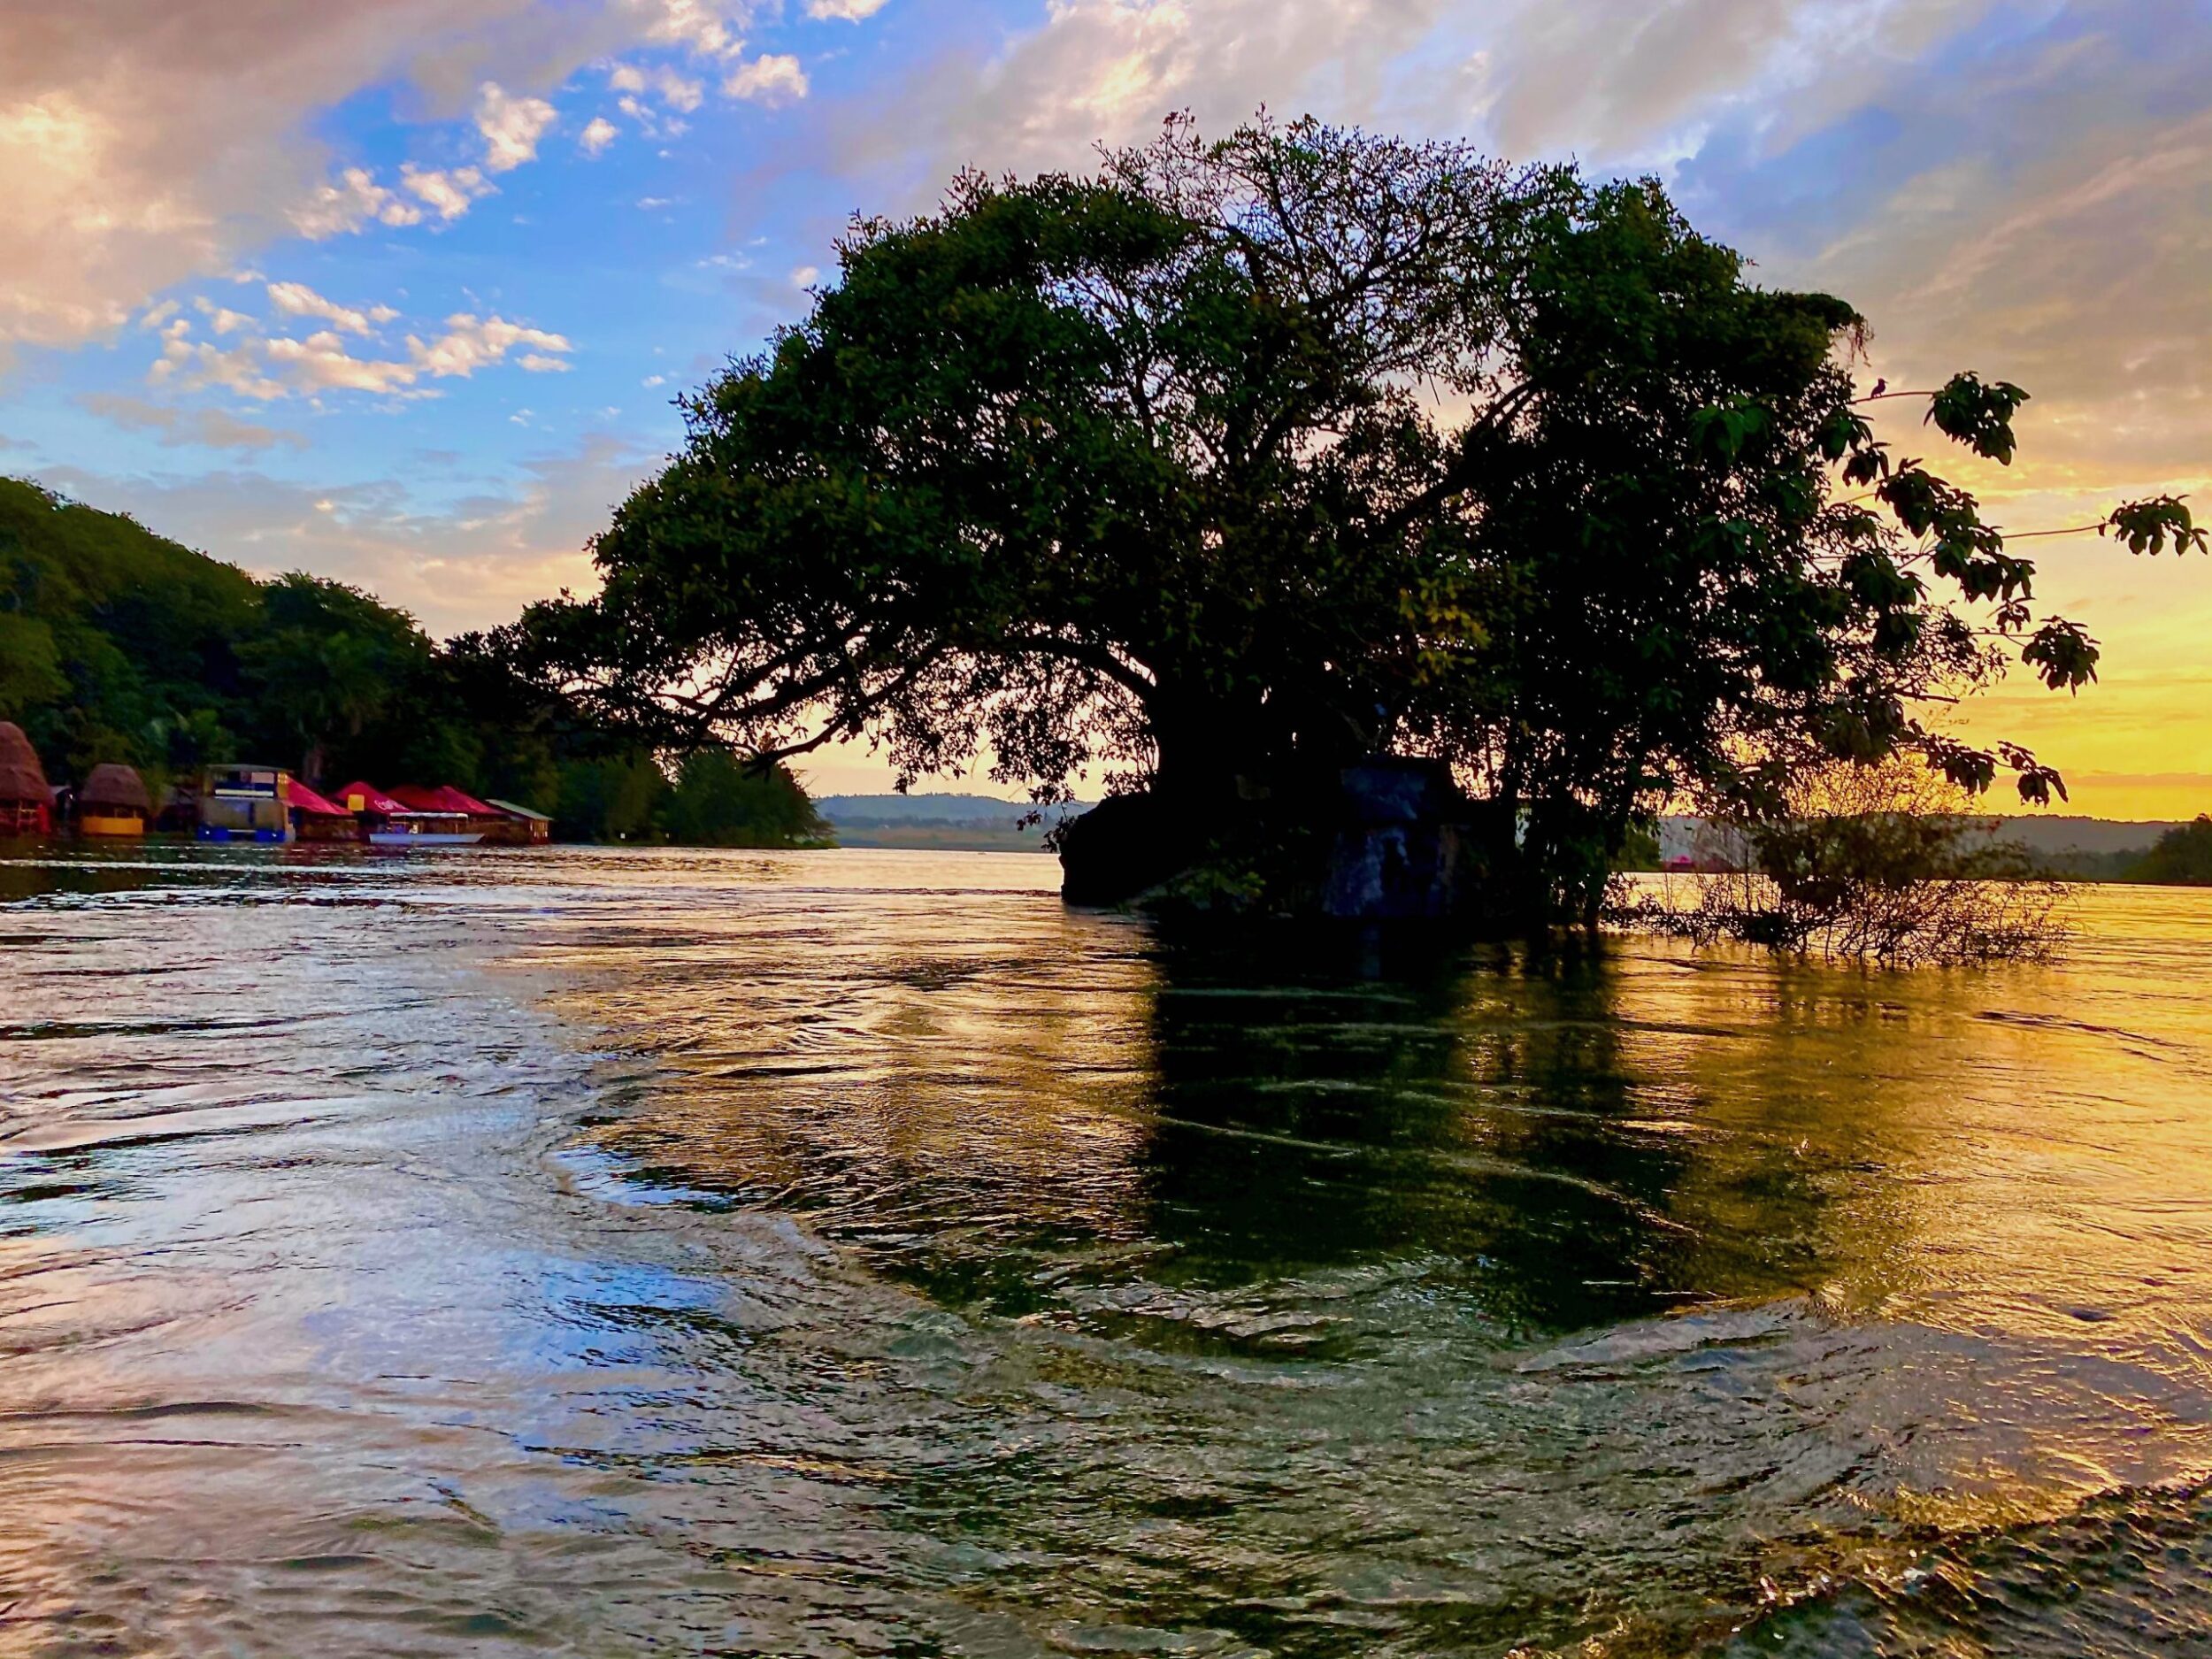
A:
[2130,818,2212,885]
[0,477,826,847]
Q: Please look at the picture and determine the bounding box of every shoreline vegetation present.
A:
[0,477,827,849]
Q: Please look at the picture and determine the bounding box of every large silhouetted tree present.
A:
[504,115,2202,920]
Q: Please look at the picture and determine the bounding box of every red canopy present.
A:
[288,780,352,817]
[330,780,410,816]
[390,783,500,816]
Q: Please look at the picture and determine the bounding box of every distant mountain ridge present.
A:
[813,793,1094,851]
[816,793,1093,827]
[820,795,2180,853]
[1653,813,2187,880]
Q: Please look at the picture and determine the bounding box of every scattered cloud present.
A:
[291,158,495,241]
[158,311,573,402]
[633,0,749,60]
[292,166,422,238]
[192,296,257,334]
[580,115,619,156]
[474,82,557,173]
[265,280,396,336]
[264,330,422,396]
[401,163,496,222]
[641,373,666,387]
[790,264,819,288]
[609,62,705,111]
[723,53,809,105]
[78,390,305,454]
[0,0,802,353]
[807,0,891,18]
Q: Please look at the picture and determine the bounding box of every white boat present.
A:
[368,829,483,847]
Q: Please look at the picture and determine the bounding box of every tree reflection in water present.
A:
[8,846,2212,1656]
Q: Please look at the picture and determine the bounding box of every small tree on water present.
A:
[1624,759,2073,966]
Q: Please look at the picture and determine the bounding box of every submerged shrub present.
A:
[1618,760,2073,966]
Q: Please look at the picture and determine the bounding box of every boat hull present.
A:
[368,831,484,846]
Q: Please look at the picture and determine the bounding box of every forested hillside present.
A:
[0,478,825,846]
[2134,818,2212,885]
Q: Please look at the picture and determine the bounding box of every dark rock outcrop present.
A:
[1319,757,1480,920]
[1057,791,1214,907]
[1060,755,1515,924]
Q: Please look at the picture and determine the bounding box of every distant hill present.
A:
[1980,816,2187,857]
[816,793,1093,852]
[817,792,1092,826]
[1654,813,2185,877]
[818,798,2185,863]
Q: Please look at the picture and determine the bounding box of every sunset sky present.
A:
[1,0,2206,810]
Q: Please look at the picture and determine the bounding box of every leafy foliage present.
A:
[2103,496,2209,557]
[492,116,2200,923]
[0,477,827,848]
[1624,760,2073,965]
[659,749,831,847]
[2131,816,2212,886]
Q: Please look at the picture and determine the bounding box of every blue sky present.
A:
[2,0,2208,804]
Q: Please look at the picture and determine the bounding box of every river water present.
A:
[3,845,2211,1656]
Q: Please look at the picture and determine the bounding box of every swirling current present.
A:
[4,843,2212,1655]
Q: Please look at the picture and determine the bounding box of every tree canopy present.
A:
[2133,817,2212,886]
[0,476,826,848]
[507,115,2202,919]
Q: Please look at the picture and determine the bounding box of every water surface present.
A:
[4,845,2211,1655]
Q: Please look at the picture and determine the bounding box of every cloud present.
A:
[633,0,749,59]
[291,166,423,238]
[265,280,396,336]
[192,296,257,334]
[723,53,809,105]
[807,0,890,17]
[78,390,305,454]
[474,82,557,173]
[610,62,706,111]
[155,326,287,400]
[409,313,573,380]
[401,164,496,221]
[0,0,782,355]
[580,115,619,156]
[832,0,1451,182]
[0,88,219,349]
[162,311,573,401]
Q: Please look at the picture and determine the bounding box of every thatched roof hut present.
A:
[79,762,151,815]
[0,722,48,805]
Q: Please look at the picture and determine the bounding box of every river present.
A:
[3,844,2210,1655]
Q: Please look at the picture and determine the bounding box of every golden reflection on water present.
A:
[538,863,2212,1362]
[4,845,2212,1656]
